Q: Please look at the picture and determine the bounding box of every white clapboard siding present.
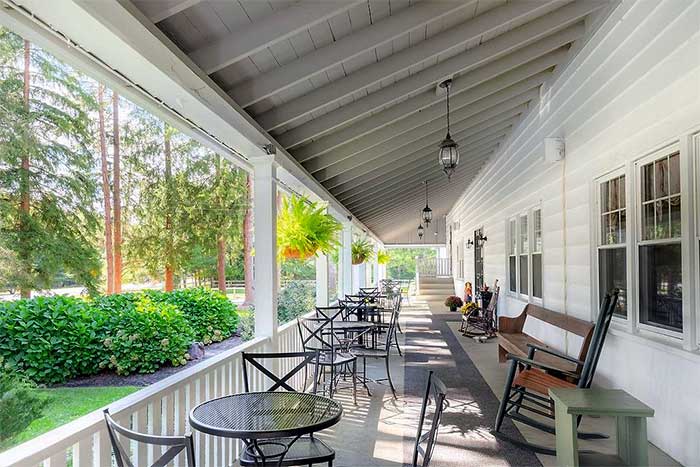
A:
[446,1,700,465]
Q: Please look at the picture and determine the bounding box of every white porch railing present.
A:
[416,257,452,278]
[0,319,306,467]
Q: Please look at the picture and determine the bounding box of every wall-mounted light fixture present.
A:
[466,239,474,249]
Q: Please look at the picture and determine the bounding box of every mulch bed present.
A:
[59,334,244,388]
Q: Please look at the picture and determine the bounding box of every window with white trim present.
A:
[508,219,516,293]
[506,207,542,300]
[637,151,682,332]
[596,173,628,317]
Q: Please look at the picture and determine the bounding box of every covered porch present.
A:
[0,0,698,466]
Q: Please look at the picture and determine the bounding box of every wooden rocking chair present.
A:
[461,282,499,339]
[492,291,619,454]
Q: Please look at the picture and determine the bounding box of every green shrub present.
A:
[0,296,103,384]
[145,288,239,344]
[0,370,47,443]
[97,295,194,375]
[278,280,315,325]
[238,309,255,342]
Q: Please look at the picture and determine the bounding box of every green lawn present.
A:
[1,386,139,452]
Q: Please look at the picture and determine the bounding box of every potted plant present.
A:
[444,295,463,312]
[351,238,373,265]
[277,195,342,260]
[376,249,390,265]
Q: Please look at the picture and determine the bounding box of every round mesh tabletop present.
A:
[189,392,343,439]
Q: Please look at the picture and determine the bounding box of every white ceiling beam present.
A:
[301,40,567,172]
[229,1,476,107]
[320,85,541,190]
[257,0,568,131]
[305,80,539,177]
[312,84,541,182]
[137,0,202,24]
[339,142,503,207]
[290,64,550,162]
[189,0,364,75]
[344,135,506,210]
[346,139,504,214]
[329,106,525,197]
[356,160,489,221]
[281,39,568,152]
[335,117,520,201]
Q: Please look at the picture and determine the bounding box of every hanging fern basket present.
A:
[277,195,342,261]
[281,246,314,261]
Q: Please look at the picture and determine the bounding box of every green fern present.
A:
[277,195,342,260]
[351,238,374,265]
[376,249,390,265]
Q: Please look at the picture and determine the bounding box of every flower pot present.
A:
[281,247,313,261]
[450,305,457,312]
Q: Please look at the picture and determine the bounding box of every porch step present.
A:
[417,276,454,301]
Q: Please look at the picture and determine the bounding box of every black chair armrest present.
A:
[526,343,584,366]
[505,354,579,379]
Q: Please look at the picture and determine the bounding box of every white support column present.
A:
[315,254,329,307]
[355,263,367,291]
[372,245,380,287]
[341,222,353,297]
[252,155,278,339]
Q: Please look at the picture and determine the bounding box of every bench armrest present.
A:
[527,343,584,366]
[506,354,580,380]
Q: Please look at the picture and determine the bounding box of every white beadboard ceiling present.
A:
[132,0,612,243]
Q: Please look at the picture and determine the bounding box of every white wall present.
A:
[447,1,700,464]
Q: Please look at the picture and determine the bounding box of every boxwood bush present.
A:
[145,288,238,344]
[0,288,239,384]
[0,296,103,384]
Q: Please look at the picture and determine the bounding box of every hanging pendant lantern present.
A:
[421,180,432,225]
[417,223,424,240]
[438,79,460,179]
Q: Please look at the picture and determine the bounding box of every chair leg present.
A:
[352,359,357,405]
[385,357,397,399]
[495,359,518,433]
[362,357,372,397]
[393,328,402,356]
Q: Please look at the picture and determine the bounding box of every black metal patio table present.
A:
[189,392,343,466]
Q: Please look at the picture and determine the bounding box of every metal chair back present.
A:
[242,351,320,393]
[297,307,344,361]
[103,408,196,467]
[412,371,448,467]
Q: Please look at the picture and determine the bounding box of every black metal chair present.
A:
[240,351,335,467]
[297,307,357,403]
[493,291,619,454]
[104,408,196,467]
[412,371,448,467]
[353,303,400,398]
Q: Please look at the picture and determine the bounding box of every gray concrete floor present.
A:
[298,299,681,466]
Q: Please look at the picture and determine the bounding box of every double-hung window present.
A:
[507,208,542,300]
[597,173,628,317]
[637,152,683,333]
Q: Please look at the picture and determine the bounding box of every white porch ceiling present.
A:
[130,0,610,243]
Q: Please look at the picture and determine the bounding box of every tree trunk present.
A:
[215,156,227,294]
[217,236,226,294]
[112,92,122,293]
[98,84,114,294]
[19,40,31,299]
[164,126,174,292]
[243,174,254,306]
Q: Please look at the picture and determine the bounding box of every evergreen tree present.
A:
[0,28,100,296]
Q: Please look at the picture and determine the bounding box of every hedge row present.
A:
[0,288,239,384]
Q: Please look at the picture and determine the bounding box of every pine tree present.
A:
[0,28,100,295]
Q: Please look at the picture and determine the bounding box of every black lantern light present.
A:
[417,223,424,240]
[438,79,459,179]
[421,180,432,225]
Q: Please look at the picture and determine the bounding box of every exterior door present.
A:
[474,228,484,291]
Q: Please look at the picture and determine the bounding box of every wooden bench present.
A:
[498,304,595,375]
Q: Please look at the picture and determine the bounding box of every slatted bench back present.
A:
[524,304,595,360]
